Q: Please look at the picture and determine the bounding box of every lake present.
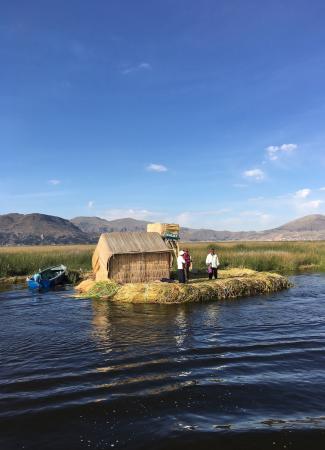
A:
[1,274,325,449]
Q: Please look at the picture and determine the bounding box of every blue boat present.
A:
[27,265,67,290]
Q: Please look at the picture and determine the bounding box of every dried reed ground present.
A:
[75,268,292,304]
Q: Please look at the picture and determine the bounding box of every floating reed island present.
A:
[75,268,292,304]
[75,229,292,304]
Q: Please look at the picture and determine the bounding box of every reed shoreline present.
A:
[0,241,324,282]
[0,245,293,303]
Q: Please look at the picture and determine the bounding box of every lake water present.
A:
[1,274,325,449]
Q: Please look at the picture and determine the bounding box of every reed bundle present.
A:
[75,268,292,304]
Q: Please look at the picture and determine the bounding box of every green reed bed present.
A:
[185,241,325,273]
[0,245,94,277]
[1,241,325,279]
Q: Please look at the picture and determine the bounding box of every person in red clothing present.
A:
[183,248,192,281]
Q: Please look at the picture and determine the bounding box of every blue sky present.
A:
[1,0,325,230]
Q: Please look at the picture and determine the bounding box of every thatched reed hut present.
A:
[92,232,172,283]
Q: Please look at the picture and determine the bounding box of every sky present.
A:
[1,0,325,231]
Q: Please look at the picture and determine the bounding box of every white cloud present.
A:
[88,201,94,208]
[122,62,152,75]
[201,210,273,231]
[301,200,322,209]
[138,62,151,70]
[243,168,265,181]
[0,190,68,200]
[320,187,325,191]
[175,209,231,227]
[102,208,162,221]
[146,163,168,172]
[175,212,191,227]
[240,210,271,221]
[266,143,297,161]
[100,207,231,229]
[294,188,311,199]
[246,188,325,219]
[281,144,297,152]
[290,189,322,214]
[48,179,61,185]
[292,198,323,215]
[248,196,265,201]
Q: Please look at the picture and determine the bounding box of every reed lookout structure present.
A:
[92,231,173,283]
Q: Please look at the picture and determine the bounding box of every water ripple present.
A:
[1,274,325,449]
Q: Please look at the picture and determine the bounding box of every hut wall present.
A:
[93,234,112,281]
[95,266,110,282]
[109,252,170,283]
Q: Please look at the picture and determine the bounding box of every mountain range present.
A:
[0,213,325,245]
[0,213,88,245]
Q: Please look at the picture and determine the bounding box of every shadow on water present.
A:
[1,274,325,449]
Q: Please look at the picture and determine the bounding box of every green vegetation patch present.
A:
[82,280,120,299]
[0,245,93,278]
[1,241,325,279]
[181,241,325,274]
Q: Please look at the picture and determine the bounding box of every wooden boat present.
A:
[27,265,67,289]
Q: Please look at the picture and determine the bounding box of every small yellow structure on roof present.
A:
[147,223,180,239]
[92,231,172,283]
[147,223,180,260]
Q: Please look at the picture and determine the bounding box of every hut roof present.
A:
[99,231,171,255]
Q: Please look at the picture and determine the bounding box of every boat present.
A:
[27,265,67,289]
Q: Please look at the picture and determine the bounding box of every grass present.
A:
[0,245,93,277]
[82,280,120,299]
[1,241,325,278]
[184,241,325,273]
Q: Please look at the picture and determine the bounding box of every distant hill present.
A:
[0,213,90,245]
[1,213,325,245]
[252,214,325,241]
[71,216,150,234]
[275,214,325,232]
[71,217,253,240]
[71,214,325,242]
[181,215,325,241]
[180,227,256,241]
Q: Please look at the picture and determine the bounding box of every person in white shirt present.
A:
[206,248,220,279]
[177,250,186,283]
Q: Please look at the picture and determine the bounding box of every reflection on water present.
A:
[174,308,189,349]
[1,274,325,449]
[91,300,112,351]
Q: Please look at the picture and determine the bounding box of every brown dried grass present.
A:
[75,268,292,304]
